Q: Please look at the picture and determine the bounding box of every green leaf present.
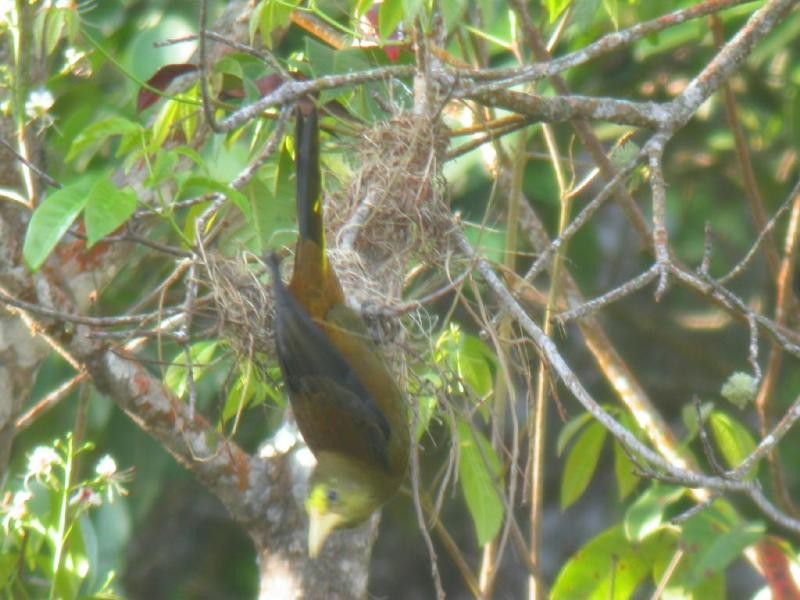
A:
[560,421,606,510]
[647,528,725,598]
[145,150,181,188]
[249,0,265,45]
[23,178,96,271]
[546,0,572,23]
[66,116,142,163]
[457,334,494,399]
[624,485,685,541]
[569,0,601,39]
[551,524,652,600]
[708,411,757,477]
[613,440,640,500]
[305,38,336,79]
[415,394,438,442]
[602,0,619,29]
[688,522,764,586]
[0,553,18,586]
[259,0,297,48]
[84,178,137,247]
[681,400,713,442]
[439,0,467,30]
[556,411,593,456]
[457,420,504,546]
[379,0,405,40]
[222,367,270,424]
[164,341,220,399]
[44,9,66,55]
[680,505,764,587]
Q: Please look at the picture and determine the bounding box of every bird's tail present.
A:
[295,101,323,248]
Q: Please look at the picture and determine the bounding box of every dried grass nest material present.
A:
[206,113,451,363]
[328,114,452,297]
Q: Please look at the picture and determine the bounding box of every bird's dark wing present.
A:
[268,255,391,466]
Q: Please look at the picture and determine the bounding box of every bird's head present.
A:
[305,453,392,558]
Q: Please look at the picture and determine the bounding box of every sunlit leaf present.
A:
[458,420,504,546]
[66,117,142,163]
[84,178,137,248]
[624,485,684,541]
[613,440,640,500]
[680,505,764,588]
[551,524,654,599]
[556,411,593,456]
[164,341,220,399]
[23,177,96,271]
[379,0,404,40]
[561,421,606,510]
[708,411,758,478]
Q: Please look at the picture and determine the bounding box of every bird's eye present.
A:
[326,489,339,504]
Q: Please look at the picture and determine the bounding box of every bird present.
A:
[267,102,409,558]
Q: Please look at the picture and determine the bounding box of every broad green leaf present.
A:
[546,0,572,23]
[259,0,297,48]
[708,411,757,477]
[249,0,265,45]
[243,177,295,252]
[613,440,640,500]
[66,116,142,163]
[415,394,438,441]
[0,553,18,585]
[457,334,494,399]
[689,523,764,586]
[462,222,506,263]
[439,0,467,30]
[179,176,250,244]
[379,0,404,40]
[44,9,66,55]
[613,411,643,500]
[151,97,181,149]
[306,38,336,78]
[560,421,606,510]
[84,178,137,247]
[571,0,601,34]
[551,524,653,600]
[624,485,685,541]
[23,178,96,271]
[214,54,245,80]
[602,0,619,29]
[681,400,712,441]
[556,411,593,456]
[457,420,504,546]
[681,508,764,588]
[222,367,271,424]
[164,341,220,399]
[144,149,180,189]
[354,0,373,19]
[649,529,725,598]
[181,176,248,215]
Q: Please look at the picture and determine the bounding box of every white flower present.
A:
[27,446,59,477]
[95,455,117,478]
[8,490,33,521]
[70,487,102,508]
[25,88,54,119]
[0,0,12,23]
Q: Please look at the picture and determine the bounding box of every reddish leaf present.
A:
[756,538,800,600]
[137,63,198,112]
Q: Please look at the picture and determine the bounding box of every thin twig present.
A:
[556,265,659,323]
